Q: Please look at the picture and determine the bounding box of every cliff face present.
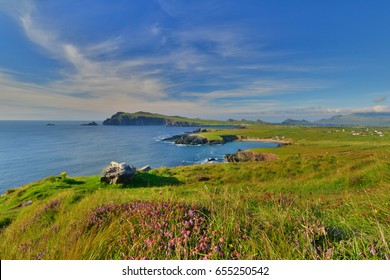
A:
[103,112,201,126]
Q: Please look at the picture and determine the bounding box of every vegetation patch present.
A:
[0,217,12,231]
[0,124,389,260]
[82,200,243,260]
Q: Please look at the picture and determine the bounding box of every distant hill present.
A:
[102,111,256,126]
[314,112,390,127]
[281,119,313,126]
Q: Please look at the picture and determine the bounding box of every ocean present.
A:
[0,121,278,193]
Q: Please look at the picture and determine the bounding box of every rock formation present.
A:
[224,150,277,162]
[81,121,98,126]
[165,134,209,145]
[138,165,152,172]
[100,161,136,184]
[163,130,238,145]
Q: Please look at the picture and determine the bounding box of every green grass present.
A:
[0,124,389,259]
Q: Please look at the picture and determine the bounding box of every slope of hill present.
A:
[281,119,313,126]
[314,112,390,127]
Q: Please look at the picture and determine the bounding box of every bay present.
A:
[0,121,278,193]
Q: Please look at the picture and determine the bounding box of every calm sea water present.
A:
[0,121,277,193]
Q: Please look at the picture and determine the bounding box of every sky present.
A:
[0,0,390,122]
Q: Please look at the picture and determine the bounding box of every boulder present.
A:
[100,161,136,184]
[138,165,152,172]
[225,150,277,162]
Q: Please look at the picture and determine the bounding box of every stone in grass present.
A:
[138,165,152,172]
[100,161,136,184]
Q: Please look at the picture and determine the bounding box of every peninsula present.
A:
[102,111,236,127]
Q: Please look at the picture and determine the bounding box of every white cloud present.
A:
[371,105,390,112]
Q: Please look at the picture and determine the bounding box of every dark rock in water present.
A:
[207,158,216,162]
[81,121,98,126]
[100,161,136,184]
[225,150,277,162]
[46,123,55,126]
[138,165,152,172]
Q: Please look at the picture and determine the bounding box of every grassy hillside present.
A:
[0,125,389,260]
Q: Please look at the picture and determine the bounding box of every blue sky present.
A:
[0,0,390,121]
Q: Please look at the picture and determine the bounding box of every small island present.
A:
[81,121,98,126]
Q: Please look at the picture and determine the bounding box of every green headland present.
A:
[102,111,266,126]
[0,120,389,260]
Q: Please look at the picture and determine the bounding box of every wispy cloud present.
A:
[181,78,326,103]
[0,2,172,119]
[374,97,387,103]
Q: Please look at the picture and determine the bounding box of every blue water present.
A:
[0,121,278,192]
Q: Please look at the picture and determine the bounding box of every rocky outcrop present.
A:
[138,165,152,172]
[12,200,33,210]
[164,134,209,145]
[220,135,238,143]
[224,150,277,162]
[81,121,98,126]
[164,131,238,145]
[100,161,136,184]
